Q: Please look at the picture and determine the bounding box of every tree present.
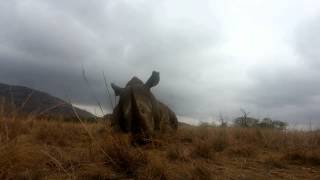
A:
[258,118,288,130]
[233,109,257,127]
[271,120,288,130]
[240,108,249,127]
[219,112,227,127]
[233,114,288,130]
[259,117,273,128]
[234,116,259,127]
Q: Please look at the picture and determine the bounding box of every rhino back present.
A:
[157,102,178,131]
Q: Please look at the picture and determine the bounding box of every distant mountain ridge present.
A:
[0,83,95,119]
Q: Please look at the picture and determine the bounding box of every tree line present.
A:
[233,109,287,130]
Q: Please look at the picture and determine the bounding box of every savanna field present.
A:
[0,114,320,180]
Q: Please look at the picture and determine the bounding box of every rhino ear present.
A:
[145,71,160,88]
[111,83,124,96]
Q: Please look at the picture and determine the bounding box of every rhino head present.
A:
[111,71,177,138]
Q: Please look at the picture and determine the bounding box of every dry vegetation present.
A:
[0,114,320,180]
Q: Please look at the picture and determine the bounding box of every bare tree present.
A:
[240,108,250,127]
[219,112,227,127]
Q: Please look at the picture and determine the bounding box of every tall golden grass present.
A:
[0,114,319,179]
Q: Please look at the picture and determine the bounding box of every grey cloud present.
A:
[0,0,221,117]
[238,16,320,125]
[295,16,320,67]
[1,0,320,128]
[244,65,320,108]
[0,59,100,105]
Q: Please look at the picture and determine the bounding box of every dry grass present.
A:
[0,115,319,179]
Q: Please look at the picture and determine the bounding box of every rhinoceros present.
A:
[110,71,178,140]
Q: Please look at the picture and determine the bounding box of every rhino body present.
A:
[111,71,178,138]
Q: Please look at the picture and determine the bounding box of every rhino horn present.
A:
[145,71,160,88]
[111,83,124,96]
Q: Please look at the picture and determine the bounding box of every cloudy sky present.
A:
[1,0,320,128]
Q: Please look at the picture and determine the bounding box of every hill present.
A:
[0,83,94,119]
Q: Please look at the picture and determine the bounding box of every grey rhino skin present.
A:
[111,71,178,138]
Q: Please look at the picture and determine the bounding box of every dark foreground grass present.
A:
[0,115,320,179]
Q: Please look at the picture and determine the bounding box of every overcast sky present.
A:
[1,0,320,128]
